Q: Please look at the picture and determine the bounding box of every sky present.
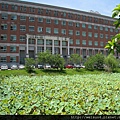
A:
[21,0,120,17]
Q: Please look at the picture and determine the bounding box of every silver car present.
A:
[1,64,8,70]
[11,64,18,70]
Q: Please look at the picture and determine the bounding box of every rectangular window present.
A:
[37,47,44,53]
[68,13,73,18]
[61,21,66,26]
[46,39,52,45]
[105,27,108,31]
[61,12,66,17]
[38,17,43,22]
[100,42,104,46]
[61,29,66,35]
[94,18,98,23]
[1,3,8,10]
[1,13,8,20]
[82,15,86,20]
[82,23,86,28]
[94,41,98,46]
[82,31,86,37]
[69,30,73,35]
[100,26,103,30]
[68,22,73,26]
[20,6,26,12]
[38,27,43,32]
[82,40,86,45]
[54,19,59,25]
[46,9,51,15]
[10,56,16,62]
[76,14,80,20]
[88,17,92,22]
[94,33,98,38]
[1,34,7,41]
[76,31,80,36]
[37,39,44,45]
[20,16,26,21]
[1,24,7,30]
[94,25,98,30]
[10,46,16,52]
[11,15,17,20]
[29,7,35,13]
[46,19,51,24]
[10,35,16,41]
[88,41,92,46]
[76,23,80,27]
[29,26,34,32]
[54,11,58,16]
[0,46,7,52]
[29,17,35,22]
[105,34,108,39]
[88,24,92,29]
[62,41,67,46]
[110,28,113,32]
[0,56,6,62]
[100,34,104,38]
[11,5,18,11]
[11,24,17,31]
[38,8,43,14]
[54,40,59,45]
[70,39,73,45]
[46,27,51,33]
[54,28,58,34]
[88,32,92,37]
[76,39,80,45]
[20,25,26,32]
[20,35,25,42]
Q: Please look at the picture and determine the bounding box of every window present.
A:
[29,17,35,22]
[100,34,104,38]
[46,39,52,45]
[76,39,80,45]
[54,28,58,34]
[82,24,86,28]
[82,15,86,20]
[100,26,103,30]
[88,24,92,29]
[29,7,35,13]
[88,17,92,22]
[88,32,92,37]
[20,16,26,21]
[94,41,98,46]
[110,28,113,32]
[94,25,98,30]
[88,41,92,46]
[76,31,80,36]
[76,14,80,20]
[69,30,73,35]
[1,13,8,20]
[0,56,6,62]
[20,35,25,42]
[38,8,43,14]
[100,42,104,46]
[54,40,59,45]
[37,39,44,45]
[94,18,98,23]
[10,56,16,62]
[1,3,8,10]
[61,29,66,35]
[70,39,73,45]
[28,38,35,44]
[46,27,51,33]
[82,31,86,37]
[61,21,66,26]
[105,27,108,31]
[37,47,44,53]
[0,46,7,52]
[82,40,86,45]
[61,12,66,17]
[38,27,43,32]
[11,24,17,31]
[46,19,51,24]
[38,17,43,22]
[1,34,7,41]
[10,46,16,52]
[104,20,108,24]
[46,9,51,15]
[115,29,119,33]
[68,22,73,26]
[76,23,80,27]
[54,20,59,25]
[105,34,108,39]
[11,15,17,20]
[68,13,73,18]
[62,41,67,46]
[29,26,34,32]
[20,6,26,12]
[54,11,58,16]
[10,35,16,41]
[1,24,7,30]
[20,25,26,32]
[94,33,98,38]
[11,5,18,11]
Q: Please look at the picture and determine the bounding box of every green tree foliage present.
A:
[69,54,82,64]
[25,58,35,73]
[104,54,119,72]
[105,4,120,54]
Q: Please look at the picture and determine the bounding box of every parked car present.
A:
[65,64,74,69]
[1,64,8,70]
[38,64,44,69]
[51,65,58,69]
[44,64,51,69]
[11,64,18,70]
[18,64,25,69]
[74,64,82,69]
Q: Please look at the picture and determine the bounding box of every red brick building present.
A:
[0,0,119,65]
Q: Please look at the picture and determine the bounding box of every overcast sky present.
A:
[21,0,120,16]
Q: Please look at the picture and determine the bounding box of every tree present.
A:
[25,58,35,73]
[105,4,120,54]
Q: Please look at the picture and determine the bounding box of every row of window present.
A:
[0,46,17,52]
[1,3,114,25]
[0,56,16,62]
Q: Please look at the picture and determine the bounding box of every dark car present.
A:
[51,65,58,69]
[38,64,44,69]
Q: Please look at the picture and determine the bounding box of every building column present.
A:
[26,34,29,58]
[67,40,70,55]
[52,39,54,54]
[44,36,46,52]
[35,38,37,58]
[60,40,62,55]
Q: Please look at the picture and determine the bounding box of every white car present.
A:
[18,64,25,69]
[1,64,8,70]
[11,64,18,70]
[44,64,51,69]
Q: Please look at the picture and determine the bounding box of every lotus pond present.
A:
[0,73,120,115]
